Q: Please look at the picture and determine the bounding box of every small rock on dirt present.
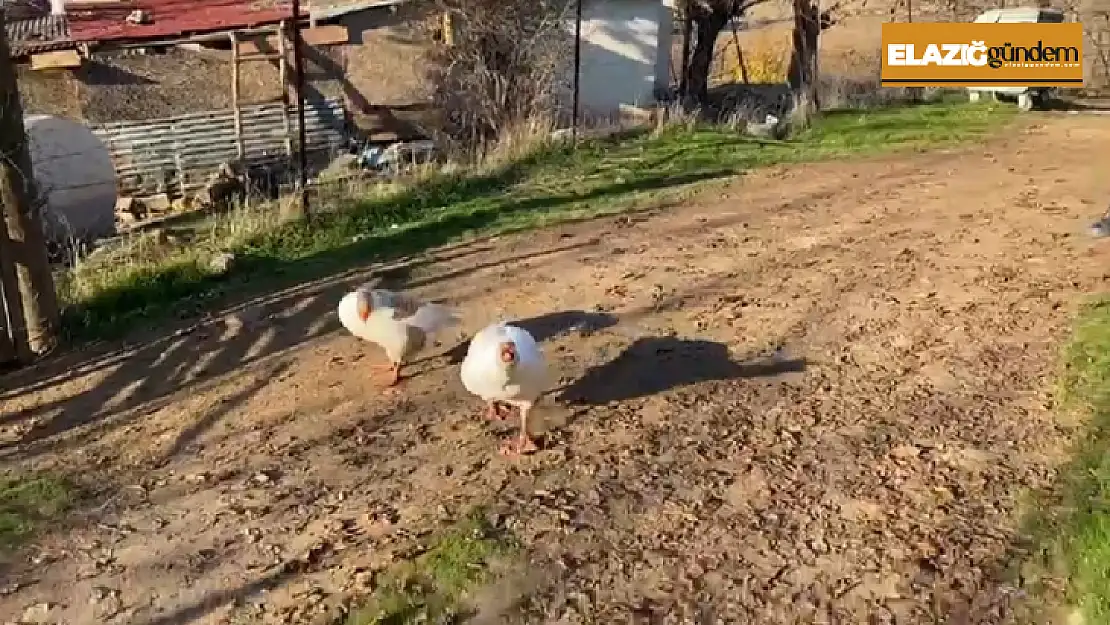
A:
[208,252,236,276]
[21,602,58,623]
[223,308,265,335]
[890,444,921,459]
[352,569,375,590]
[89,586,119,604]
[250,470,278,486]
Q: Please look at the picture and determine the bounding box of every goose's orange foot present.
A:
[498,436,539,458]
[484,401,513,421]
[371,362,402,392]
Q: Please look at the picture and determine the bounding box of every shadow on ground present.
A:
[0,236,601,465]
[0,146,730,449]
[558,337,807,405]
[0,146,915,463]
[438,310,620,364]
[136,566,298,625]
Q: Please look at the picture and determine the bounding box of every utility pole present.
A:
[291,0,310,216]
[0,9,60,358]
[571,0,582,144]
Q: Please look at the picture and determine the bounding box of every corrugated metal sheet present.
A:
[5,14,73,56]
[67,0,292,44]
[92,98,348,197]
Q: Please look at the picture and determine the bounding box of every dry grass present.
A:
[705,30,952,116]
[468,115,561,170]
[57,118,563,335]
[716,29,792,85]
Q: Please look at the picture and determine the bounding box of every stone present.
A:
[208,252,236,276]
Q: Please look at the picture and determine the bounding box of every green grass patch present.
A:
[1016,297,1110,623]
[345,511,516,624]
[0,472,74,551]
[60,101,1016,342]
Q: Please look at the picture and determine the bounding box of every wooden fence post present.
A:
[0,9,61,359]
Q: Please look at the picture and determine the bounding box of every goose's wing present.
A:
[367,289,423,320]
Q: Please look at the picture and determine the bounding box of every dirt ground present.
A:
[2,113,1110,624]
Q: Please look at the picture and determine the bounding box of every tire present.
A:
[1033,88,1057,109]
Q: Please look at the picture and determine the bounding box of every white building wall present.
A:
[572,0,674,119]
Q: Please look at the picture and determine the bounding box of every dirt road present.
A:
[2,113,1108,624]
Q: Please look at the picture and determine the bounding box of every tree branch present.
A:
[735,0,774,15]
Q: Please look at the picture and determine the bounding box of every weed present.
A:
[345,511,516,624]
[0,472,74,551]
[1012,297,1110,622]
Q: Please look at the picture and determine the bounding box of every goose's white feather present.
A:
[337,287,459,363]
[460,322,547,407]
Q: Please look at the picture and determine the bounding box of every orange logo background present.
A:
[880,22,1084,87]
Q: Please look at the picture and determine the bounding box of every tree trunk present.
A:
[0,200,30,365]
[0,280,19,365]
[787,0,821,128]
[683,7,729,104]
[678,9,693,97]
[0,12,60,359]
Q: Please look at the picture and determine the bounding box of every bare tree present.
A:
[681,0,771,103]
[0,10,60,358]
[785,0,863,126]
[678,0,863,125]
[786,0,822,126]
[0,232,25,364]
[426,0,574,148]
[0,179,30,364]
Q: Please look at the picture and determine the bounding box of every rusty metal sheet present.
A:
[92,97,347,197]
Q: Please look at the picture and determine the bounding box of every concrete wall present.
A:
[574,0,673,119]
[18,46,341,122]
[336,2,435,139]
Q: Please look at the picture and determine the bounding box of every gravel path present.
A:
[1,114,1107,624]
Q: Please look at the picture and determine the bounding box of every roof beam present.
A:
[29,48,82,69]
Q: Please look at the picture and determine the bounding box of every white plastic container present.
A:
[23,114,118,241]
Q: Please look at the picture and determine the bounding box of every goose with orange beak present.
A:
[337,285,460,388]
[460,322,548,456]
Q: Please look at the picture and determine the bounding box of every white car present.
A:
[966,7,1066,111]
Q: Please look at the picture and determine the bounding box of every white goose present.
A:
[460,322,548,456]
[337,286,460,388]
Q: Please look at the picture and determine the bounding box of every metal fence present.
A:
[91,98,348,197]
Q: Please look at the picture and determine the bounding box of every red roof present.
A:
[67,0,293,43]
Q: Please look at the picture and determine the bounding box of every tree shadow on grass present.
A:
[1,149,733,465]
[63,164,735,343]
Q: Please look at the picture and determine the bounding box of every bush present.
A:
[724,30,791,84]
[425,0,574,149]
